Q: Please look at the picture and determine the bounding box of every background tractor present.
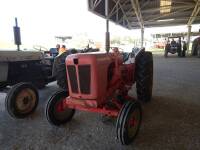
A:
[0,50,55,118]
[0,18,57,119]
[45,48,153,145]
[2,46,99,119]
[0,18,56,90]
[164,36,182,57]
[0,50,55,90]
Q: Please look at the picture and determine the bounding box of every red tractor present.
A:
[45,48,153,145]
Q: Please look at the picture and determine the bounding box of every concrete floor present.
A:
[0,55,200,150]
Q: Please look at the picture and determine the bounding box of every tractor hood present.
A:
[0,51,44,62]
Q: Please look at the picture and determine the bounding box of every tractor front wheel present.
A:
[116,101,142,145]
[45,90,75,126]
[5,82,39,118]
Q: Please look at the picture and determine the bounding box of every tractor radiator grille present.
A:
[67,65,78,93]
[78,65,91,94]
[67,65,91,94]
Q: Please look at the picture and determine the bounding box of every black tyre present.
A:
[164,50,168,57]
[56,63,67,89]
[116,101,142,145]
[135,51,153,102]
[197,46,200,58]
[0,82,7,90]
[177,50,182,57]
[192,38,199,56]
[46,90,75,126]
[5,82,39,118]
[164,44,170,58]
[53,52,68,89]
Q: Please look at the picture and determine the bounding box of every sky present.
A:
[0,0,199,49]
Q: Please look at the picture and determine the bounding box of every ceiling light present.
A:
[160,0,172,14]
[157,18,174,22]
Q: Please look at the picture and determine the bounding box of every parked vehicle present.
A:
[45,48,153,145]
[0,50,55,90]
[164,36,182,57]
[2,47,99,118]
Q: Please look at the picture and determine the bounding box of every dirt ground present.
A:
[0,54,199,150]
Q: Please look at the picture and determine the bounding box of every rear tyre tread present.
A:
[53,52,68,90]
[135,51,153,102]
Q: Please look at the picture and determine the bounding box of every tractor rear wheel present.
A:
[56,63,67,89]
[53,52,68,89]
[0,82,7,90]
[45,90,75,126]
[116,101,142,145]
[164,49,168,57]
[5,82,39,118]
[197,46,200,58]
[135,51,153,102]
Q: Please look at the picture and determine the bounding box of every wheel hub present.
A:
[15,89,36,113]
[23,97,29,105]
[56,101,65,112]
[54,98,73,121]
[127,109,140,138]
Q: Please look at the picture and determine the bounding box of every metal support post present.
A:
[141,27,144,48]
[105,0,110,53]
[187,25,191,54]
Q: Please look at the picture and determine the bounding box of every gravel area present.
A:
[0,55,199,150]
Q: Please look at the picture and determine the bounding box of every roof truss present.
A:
[88,0,200,29]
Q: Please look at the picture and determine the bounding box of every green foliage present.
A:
[111,36,137,45]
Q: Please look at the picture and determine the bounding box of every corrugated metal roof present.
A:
[88,0,200,29]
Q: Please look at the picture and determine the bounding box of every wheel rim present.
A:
[15,88,36,113]
[127,108,141,138]
[53,98,73,121]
